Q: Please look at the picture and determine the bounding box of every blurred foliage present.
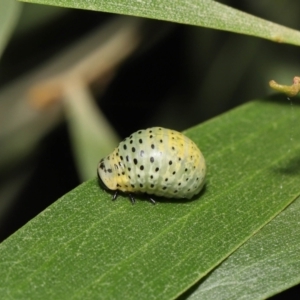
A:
[0,0,21,59]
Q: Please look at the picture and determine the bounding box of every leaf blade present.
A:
[0,0,21,59]
[1,98,300,299]
[19,0,300,46]
[186,195,300,300]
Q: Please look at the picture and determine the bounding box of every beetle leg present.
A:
[112,190,119,201]
[148,197,156,205]
[128,193,136,204]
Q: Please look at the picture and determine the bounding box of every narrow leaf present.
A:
[19,0,300,46]
[0,0,22,59]
[0,97,300,299]
[63,85,119,181]
[186,195,300,300]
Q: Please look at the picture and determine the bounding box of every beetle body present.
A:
[97,127,206,202]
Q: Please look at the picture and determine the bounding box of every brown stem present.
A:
[269,76,300,97]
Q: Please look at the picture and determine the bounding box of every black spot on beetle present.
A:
[139,139,143,144]
[155,167,159,172]
[132,147,136,152]
[108,169,112,173]
[151,144,155,149]
[133,159,138,165]
[123,144,127,150]
[150,157,154,163]
[163,186,167,190]
[169,160,172,165]
[140,165,144,171]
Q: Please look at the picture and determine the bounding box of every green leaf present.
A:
[0,0,22,59]
[63,85,120,181]
[1,97,300,299]
[19,0,300,46]
[185,195,300,300]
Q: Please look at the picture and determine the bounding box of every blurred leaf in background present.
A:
[0,0,21,59]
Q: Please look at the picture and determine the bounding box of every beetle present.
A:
[97,127,206,204]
